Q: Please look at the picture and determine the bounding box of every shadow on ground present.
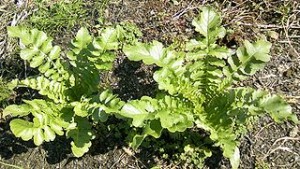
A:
[1,118,229,169]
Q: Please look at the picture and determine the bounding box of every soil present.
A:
[0,0,299,168]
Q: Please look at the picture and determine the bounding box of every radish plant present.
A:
[2,6,298,169]
[121,6,299,168]
[4,25,128,157]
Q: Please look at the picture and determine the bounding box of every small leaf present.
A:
[33,128,44,145]
[268,31,279,40]
[244,40,256,56]
[143,120,163,138]
[149,41,165,63]
[66,117,94,157]
[48,46,61,60]
[38,62,51,73]
[260,95,299,123]
[20,48,38,60]
[44,69,56,77]
[49,121,64,136]
[71,141,92,157]
[23,99,42,111]
[3,104,31,117]
[10,119,34,141]
[121,103,150,127]
[192,6,223,39]
[74,103,89,117]
[99,90,110,102]
[208,46,231,59]
[31,29,48,48]
[30,54,45,68]
[185,39,206,51]
[7,26,31,45]
[7,26,25,37]
[72,27,92,50]
[95,27,119,51]
[91,109,108,122]
[124,41,165,66]
[44,125,56,142]
[40,38,53,53]
[131,134,146,150]
[229,147,240,169]
[253,40,272,62]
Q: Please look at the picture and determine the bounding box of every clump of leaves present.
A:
[3,24,132,157]
[138,130,213,168]
[121,6,299,168]
[179,144,212,168]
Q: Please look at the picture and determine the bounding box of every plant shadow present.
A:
[0,115,229,168]
[0,121,34,160]
[134,128,229,168]
[113,57,158,101]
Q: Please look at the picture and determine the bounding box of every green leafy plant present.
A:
[3,5,299,168]
[121,6,299,168]
[179,144,212,168]
[138,130,214,168]
[3,24,130,157]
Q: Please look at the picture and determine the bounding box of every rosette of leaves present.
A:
[121,6,299,169]
[3,25,128,157]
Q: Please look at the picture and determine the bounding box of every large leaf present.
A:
[19,76,67,103]
[3,104,31,117]
[8,26,68,82]
[30,29,48,48]
[223,39,272,88]
[143,120,163,138]
[71,27,92,52]
[124,41,165,67]
[8,100,72,146]
[192,6,226,43]
[66,117,94,157]
[70,141,92,157]
[131,134,146,150]
[224,146,240,169]
[7,26,31,45]
[120,97,155,127]
[93,27,119,51]
[10,119,34,141]
[122,95,194,150]
[260,95,299,123]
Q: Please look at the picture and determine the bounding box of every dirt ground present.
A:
[0,0,299,168]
